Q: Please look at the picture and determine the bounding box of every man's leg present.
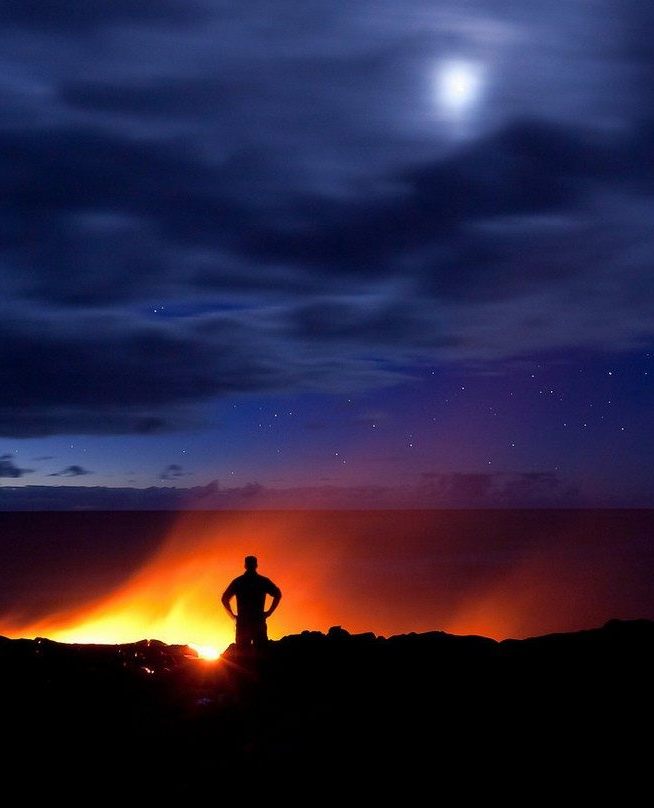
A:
[235,619,252,649]
[253,619,268,650]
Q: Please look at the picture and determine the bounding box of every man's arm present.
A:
[263,582,282,619]
[221,582,237,620]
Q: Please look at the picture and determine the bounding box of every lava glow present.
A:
[0,510,641,647]
[5,511,340,653]
[188,643,220,660]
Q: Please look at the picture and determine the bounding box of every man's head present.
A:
[244,555,258,572]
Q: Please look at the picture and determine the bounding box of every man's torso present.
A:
[229,572,278,621]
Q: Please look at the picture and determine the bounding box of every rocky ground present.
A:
[1,620,651,799]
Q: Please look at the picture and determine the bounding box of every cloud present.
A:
[417,471,580,507]
[0,302,408,437]
[48,465,92,477]
[0,456,34,478]
[0,1,207,31]
[0,2,653,437]
[160,464,189,481]
[0,470,603,509]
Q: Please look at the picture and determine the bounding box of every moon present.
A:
[436,59,485,119]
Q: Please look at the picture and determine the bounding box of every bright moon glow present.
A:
[436,59,485,118]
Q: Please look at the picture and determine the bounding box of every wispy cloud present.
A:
[160,463,190,481]
[0,455,33,478]
[48,465,92,477]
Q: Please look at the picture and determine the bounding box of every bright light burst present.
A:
[436,58,485,119]
[188,643,220,661]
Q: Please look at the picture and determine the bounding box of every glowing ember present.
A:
[188,643,220,661]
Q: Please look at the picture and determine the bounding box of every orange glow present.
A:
[4,511,343,652]
[0,510,640,646]
[188,643,220,660]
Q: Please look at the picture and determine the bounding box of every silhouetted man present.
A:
[221,556,282,650]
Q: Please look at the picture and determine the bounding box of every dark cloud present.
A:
[418,471,580,507]
[160,464,188,481]
[48,465,92,477]
[0,1,207,31]
[0,126,248,305]
[61,77,238,119]
[244,120,599,274]
[2,118,651,309]
[0,2,652,437]
[0,456,34,478]
[0,307,289,437]
[239,482,265,499]
[0,471,599,509]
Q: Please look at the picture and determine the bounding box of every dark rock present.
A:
[327,625,350,639]
[0,619,651,798]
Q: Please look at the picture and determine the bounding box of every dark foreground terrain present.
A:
[2,620,652,799]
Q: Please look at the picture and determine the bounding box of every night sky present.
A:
[1,1,653,508]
